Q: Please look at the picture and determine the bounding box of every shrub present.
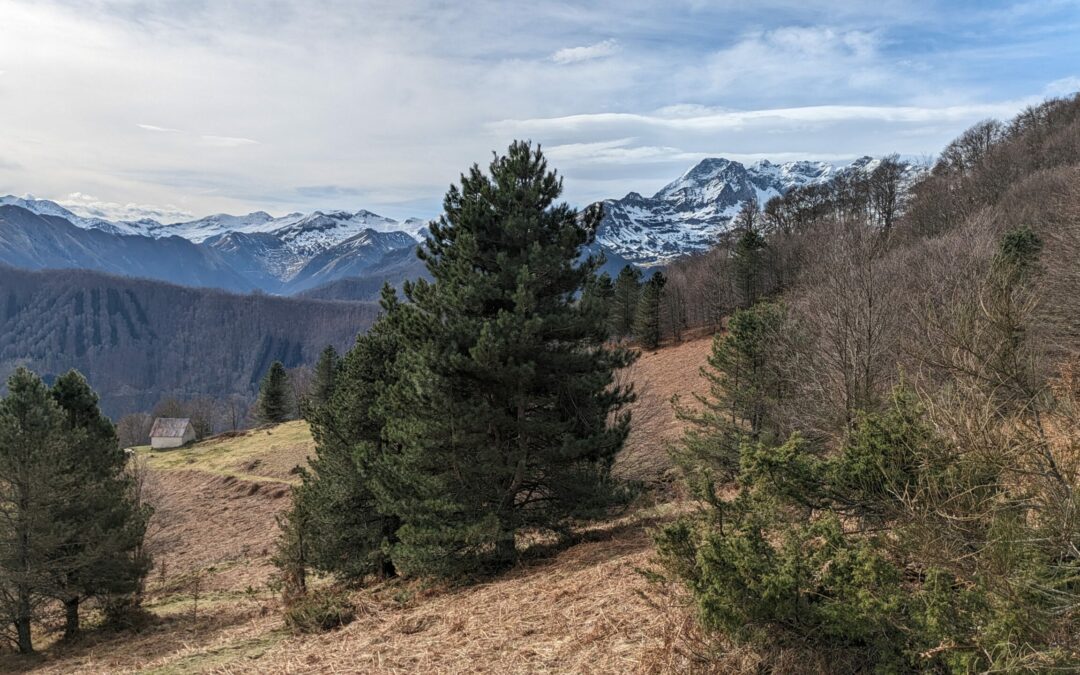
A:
[283,588,356,634]
[658,386,1080,672]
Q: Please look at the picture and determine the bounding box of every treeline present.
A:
[658,154,913,335]
[657,94,1080,671]
[273,142,637,628]
[114,350,339,446]
[0,369,150,653]
[0,266,379,417]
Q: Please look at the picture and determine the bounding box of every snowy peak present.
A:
[597,156,911,264]
[1,194,428,290]
[0,195,138,236]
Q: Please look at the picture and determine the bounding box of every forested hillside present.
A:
[655,94,1080,671]
[0,266,378,416]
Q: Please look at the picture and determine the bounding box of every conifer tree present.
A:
[303,345,339,419]
[49,370,151,638]
[610,265,642,337]
[634,271,666,349]
[672,302,787,493]
[256,361,291,424]
[381,141,637,577]
[287,286,402,581]
[580,271,615,332]
[732,214,767,308]
[0,368,73,653]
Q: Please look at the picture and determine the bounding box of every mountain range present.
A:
[0,155,911,298]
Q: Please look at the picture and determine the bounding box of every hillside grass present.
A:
[136,420,314,484]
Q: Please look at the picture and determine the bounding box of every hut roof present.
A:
[150,417,192,438]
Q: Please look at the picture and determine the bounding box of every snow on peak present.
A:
[597,156,903,264]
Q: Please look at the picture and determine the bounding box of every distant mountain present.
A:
[0,198,426,293]
[0,195,142,236]
[285,229,419,293]
[1,155,915,291]
[595,156,916,263]
[0,264,379,416]
[0,205,256,292]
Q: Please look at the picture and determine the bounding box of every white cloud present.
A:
[0,1,1074,218]
[199,135,259,147]
[551,39,619,65]
[545,138,703,165]
[492,100,1039,137]
[691,26,895,99]
[60,192,194,222]
[1044,76,1080,97]
[137,123,181,132]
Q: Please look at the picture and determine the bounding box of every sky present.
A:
[0,0,1078,223]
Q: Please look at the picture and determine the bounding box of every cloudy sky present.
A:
[1,0,1078,222]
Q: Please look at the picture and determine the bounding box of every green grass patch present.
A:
[136,421,313,484]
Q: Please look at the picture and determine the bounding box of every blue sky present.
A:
[0,0,1077,222]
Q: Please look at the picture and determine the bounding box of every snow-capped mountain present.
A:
[1,195,427,287]
[596,156,908,263]
[0,195,138,236]
[1,154,919,294]
[0,196,427,294]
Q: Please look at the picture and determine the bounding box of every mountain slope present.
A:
[0,205,257,291]
[596,156,909,263]
[0,265,378,416]
[3,335,711,674]
[284,228,419,292]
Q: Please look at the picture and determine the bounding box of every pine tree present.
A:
[256,361,291,425]
[287,286,402,581]
[672,302,787,495]
[0,368,73,653]
[580,271,615,334]
[610,265,642,337]
[49,370,151,638]
[732,204,767,308]
[381,141,637,577]
[303,345,339,419]
[634,271,667,349]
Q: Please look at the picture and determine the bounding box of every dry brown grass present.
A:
[616,332,713,489]
[7,333,723,674]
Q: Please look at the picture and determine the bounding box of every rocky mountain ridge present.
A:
[1,155,913,293]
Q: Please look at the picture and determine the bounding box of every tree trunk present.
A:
[16,598,33,654]
[64,596,80,640]
[494,532,517,567]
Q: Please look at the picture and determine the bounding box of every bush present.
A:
[283,588,356,634]
[100,596,157,633]
[658,387,1080,672]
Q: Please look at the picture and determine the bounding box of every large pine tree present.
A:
[381,141,637,577]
